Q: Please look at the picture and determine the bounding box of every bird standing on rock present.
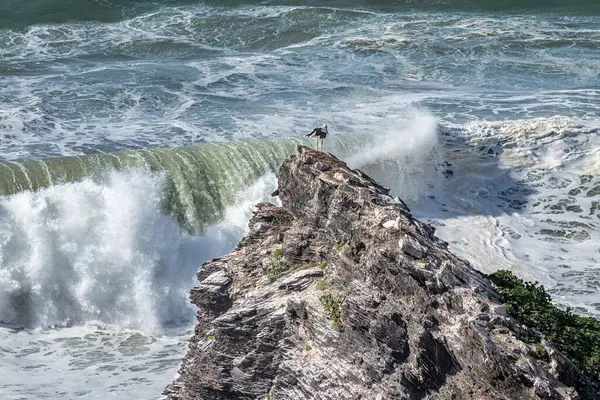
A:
[306,124,328,151]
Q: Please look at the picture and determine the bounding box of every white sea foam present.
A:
[0,170,278,398]
[417,118,600,316]
[0,169,190,330]
[2,5,599,160]
[0,169,279,330]
[0,324,190,400]
[446,117,600,173]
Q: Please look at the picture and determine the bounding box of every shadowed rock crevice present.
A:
[165,146,587,400]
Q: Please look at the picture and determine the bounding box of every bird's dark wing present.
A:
[306,128,318,137]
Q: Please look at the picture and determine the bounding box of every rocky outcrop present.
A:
[165,146,585,400]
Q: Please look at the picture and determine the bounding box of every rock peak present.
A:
[165,147,584,400]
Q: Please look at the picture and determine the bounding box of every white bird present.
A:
[306,124,328,151]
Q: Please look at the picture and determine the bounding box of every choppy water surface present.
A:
[0,1,599,398]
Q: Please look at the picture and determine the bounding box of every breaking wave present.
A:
[0,116,442,330]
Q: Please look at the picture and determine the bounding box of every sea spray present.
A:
[0,171,279,399]
[0,138,307,234]
[0,130,442,233]
[0,169,277,331]
[346,111,443,202]
[0,124,443,330]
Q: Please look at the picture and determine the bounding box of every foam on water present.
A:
[0,168,283,330]
[0,171,279,399]
[417,117,600,316]
[0,325,190,400]
[1,5,599,160]
[446,117,600,173]
[0,170,188,330]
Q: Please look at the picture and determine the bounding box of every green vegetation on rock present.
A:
[267,248,294,280]
[334,243,348,253]
[488,270,600,393]
[273,248,283,259]
[316,280,327,291]
[320,293,345,331]
[533,343,549,360]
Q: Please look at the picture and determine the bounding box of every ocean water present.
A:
[0,1,599,398]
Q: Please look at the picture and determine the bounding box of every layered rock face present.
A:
[165,147,584,400]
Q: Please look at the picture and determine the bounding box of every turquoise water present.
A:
[0,1,599,398]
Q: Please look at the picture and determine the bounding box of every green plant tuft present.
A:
[207,335,214,341]
[267,260,293,280]
[268,391,275,400]
[418,258,427,263]
[273,248,283,259]
[533,343,549,360]
[488,269,600,393]
[320,293,345,331]
[298,262,319,270]
[316,280,327,291]
[267,248,294,280]
[305,344,312,352]
[334,243,349,253]
[318,261,328,270]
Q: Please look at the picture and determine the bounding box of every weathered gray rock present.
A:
[165,146,585,400]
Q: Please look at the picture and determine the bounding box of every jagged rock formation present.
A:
[165,147,585,400]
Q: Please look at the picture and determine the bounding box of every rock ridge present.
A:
[165,146,585,400]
